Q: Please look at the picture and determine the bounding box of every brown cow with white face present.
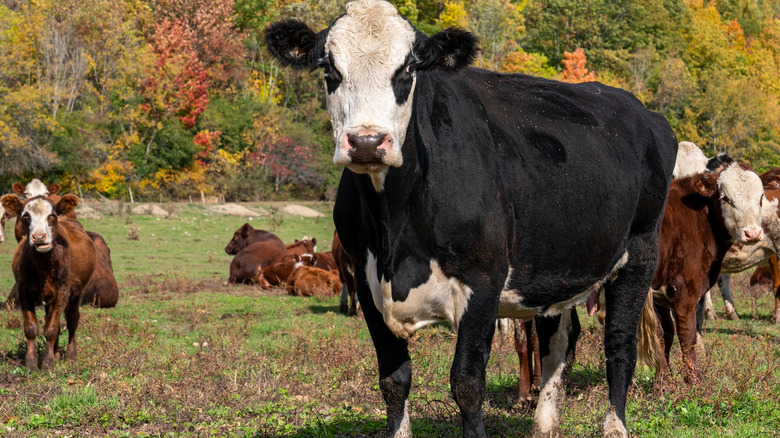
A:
[1,194,95,371]
[640,163,766,383]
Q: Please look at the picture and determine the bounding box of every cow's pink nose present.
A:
[742,227,763,243]
[31,232,46,243]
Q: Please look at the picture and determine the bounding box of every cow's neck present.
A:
[707,197,737,280]
[350,112,424,278]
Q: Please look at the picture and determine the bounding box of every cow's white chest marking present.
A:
[366,251,473,339]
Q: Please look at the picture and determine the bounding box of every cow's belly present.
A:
[366,250,628,339]
[498,251,629,319]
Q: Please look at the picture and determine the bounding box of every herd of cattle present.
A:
[3,1,780,436]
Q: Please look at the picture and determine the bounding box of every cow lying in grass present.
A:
[1,193,95,371]
[287,256,342,298]
[224,223,285,255]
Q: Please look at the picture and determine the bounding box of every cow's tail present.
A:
[636,288,661,372]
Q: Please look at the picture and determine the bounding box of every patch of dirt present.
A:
[77,204,103,220]
[282,205,324,218]
[207,203,266,217]
[131,204,170,217]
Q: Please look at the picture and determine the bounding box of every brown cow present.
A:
[286,238,316,256]
[257,253,316,288]
[513,319,541,403]
[287,262,341,297]
[312,251,337,271]
[332,231,358,315]
[5,231,119,309]
[224,223,284,255]
[1,194,96,371]
[749,264,774,288]
[639,164,766,382]
[229,239,289,284]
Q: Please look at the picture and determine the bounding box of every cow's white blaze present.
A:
[366,251,473,339]
[326,0,417,177]
[718,164,765,244]
[23,198,55,252]
[23,179,49,199]
[673,141,709,179]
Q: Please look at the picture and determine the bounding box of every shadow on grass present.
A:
[309,304,343,315]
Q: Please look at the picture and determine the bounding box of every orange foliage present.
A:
[560,48,597,83]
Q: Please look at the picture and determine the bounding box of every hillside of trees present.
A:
[2,0,780,201]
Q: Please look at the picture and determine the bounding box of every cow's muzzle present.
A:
[346,133,390,164]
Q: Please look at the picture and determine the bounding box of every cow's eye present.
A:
[405,61,416,75]
[21,213,30,224]
[721,195,734,206]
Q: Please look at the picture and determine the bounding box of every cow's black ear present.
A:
[414,27,479,71]
[265,19,323,69]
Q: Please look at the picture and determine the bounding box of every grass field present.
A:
[1,201,779,437]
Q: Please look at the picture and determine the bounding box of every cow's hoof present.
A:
[41,356,55,371]
[25,357,38,372]
[65,344,77,360]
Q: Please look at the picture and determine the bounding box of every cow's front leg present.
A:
[450,291,499,438]
[41,295,66,371]
[531,308,580,438]
[359,282,412,438]
[674,298,701,383]
[20,303,39,372]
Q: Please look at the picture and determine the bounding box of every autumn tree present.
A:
[560,48,596,83]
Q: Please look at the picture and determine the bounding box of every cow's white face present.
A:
[718,164,765,244]
[265,0,479,188]
[22,198,56,252]
[24,179,49,199]
[324,1,417,175]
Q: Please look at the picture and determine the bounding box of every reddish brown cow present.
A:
[287,263,341,297]
[229,239,289,284]
[1,194,95,371]
[332,231,358,315]
[639,164,766,382]
[312,251,337,271]
[257,253,316,288]
[6,231,119,309]
[513,319,541,403]
[286,238,316,256]
[224,223,284,255]
[749,265,773,288]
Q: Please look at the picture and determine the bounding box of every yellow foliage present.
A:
[82,159,134,197]
[141,165,211,197]
[251,69,282,105]
[437,1,468,29]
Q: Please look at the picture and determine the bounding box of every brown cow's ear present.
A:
[311,238,317,246]
[240,223,251,236]
[691,173,718,198]
[47,183,61,195]
[12,182,24,196]
[1,194,24,216]
[56,194,80,216]
[294,254,301,262]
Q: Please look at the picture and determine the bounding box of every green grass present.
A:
[1,201,780,436]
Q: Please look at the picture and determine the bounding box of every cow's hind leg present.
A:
[64,297,81,360]
[601,240,659,438]
[530,308,579,438]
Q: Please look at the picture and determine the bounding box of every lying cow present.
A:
[266,1,677,436]
[639,164,766,383]
[229,239,289,284]
[257,253,316,288]
[1,193,95,371]
[287,260,342,298]
[224,223,284,255]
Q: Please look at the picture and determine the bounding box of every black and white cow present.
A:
[265,1,677,437]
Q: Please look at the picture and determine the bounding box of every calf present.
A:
[225,223,284,255]
[332,231,358,316]
[641,163,765,382]
[1,194,95,371]
[287,262,342,297]
[257,253,316,288]
[12,179,75,242]
[286,238,316,256]
[229,239,289,284]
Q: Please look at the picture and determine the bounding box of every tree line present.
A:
[1,0,779,201]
